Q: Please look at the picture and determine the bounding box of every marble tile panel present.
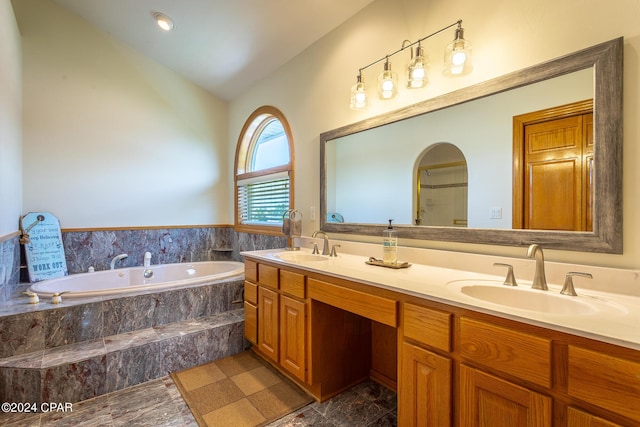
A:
[105,341,165,393]
[102,293,156,336]
[161,376,198,426]
[204,320,246,361]
[39,397,113,427]
[109,378,188,427]
[153,311,241,340]
[44,302,103,348]
[0,409,42,427]
[312,381,392,427]
[62,227,245,274]
[103,327,160,353]
[0,349,44,368]
[0,365,41,403]
[42,354,107,403]
[161,332,211,374]
[0,311,45,358]
[0,235,20,306]
[269,406,336,426]
[41,339,105,369]
[206,279,244,315]
[153,285,211,326]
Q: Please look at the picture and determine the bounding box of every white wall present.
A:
[14,0,230,229]
[229,0,640,269]
[0,0,22,238]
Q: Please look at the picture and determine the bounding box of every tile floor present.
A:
[1,376,397,427]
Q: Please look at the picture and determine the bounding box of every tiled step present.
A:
[0,309,246,404]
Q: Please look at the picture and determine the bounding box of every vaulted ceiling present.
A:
[50,0,374,100]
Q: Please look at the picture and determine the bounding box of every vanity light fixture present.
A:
[407,42,428,89]
[350,19,471,109]
[350,72,368,109]
[443,21,472,77]
[153,12,175,31]
[377,57,398,100]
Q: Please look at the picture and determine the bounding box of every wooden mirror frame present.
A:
[320,38,622,253]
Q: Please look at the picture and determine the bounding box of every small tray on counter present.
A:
[366,257,411,269]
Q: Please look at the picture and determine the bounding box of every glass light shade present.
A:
[407,45,429,89]
[377,60,398,100]
[443,27,472,77]
[350,75,367,109]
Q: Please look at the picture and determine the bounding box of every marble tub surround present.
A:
[62,226,238,273]
[0,309,246,404]
[0,278,246,405]
[60,227,287,274]
[0,234,20,305]
[0,279,244,358]
[247,240,640,350]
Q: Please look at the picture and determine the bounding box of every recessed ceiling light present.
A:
[153,12,174,31]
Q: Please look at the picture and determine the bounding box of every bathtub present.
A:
[28,261,245,298]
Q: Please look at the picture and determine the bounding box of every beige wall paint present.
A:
[229,0,640,269]
[7,0,640,268]
[0,0,22,237]
[14,0,229,229]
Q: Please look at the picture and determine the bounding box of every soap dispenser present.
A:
[382,219,397,265]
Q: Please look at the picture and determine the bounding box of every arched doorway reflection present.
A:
[415,143,468,226]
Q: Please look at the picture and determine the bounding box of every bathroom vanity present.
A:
[242,247,640,427]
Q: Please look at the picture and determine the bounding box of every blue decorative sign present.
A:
[20,212,68,282]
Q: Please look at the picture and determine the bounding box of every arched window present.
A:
[234,106,294,234]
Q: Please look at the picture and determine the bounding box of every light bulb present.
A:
[350,74,367,109]
[443,24,472,77]
[153,12,174,31]
[377,60,398,100]
[407,45,428,89]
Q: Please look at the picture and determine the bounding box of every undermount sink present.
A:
[447,280,600,315]
[275,252,329,263]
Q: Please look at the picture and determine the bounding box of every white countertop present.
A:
[243,243,640,351]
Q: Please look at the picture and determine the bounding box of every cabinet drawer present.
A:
[459,317,551,388]
[568,345,640,423]
[308,278,397,327]
[403,303,451,352]
[244,281,257,305]
[245,259,257,282]
[258,264,279,289]
[280,269,306,299]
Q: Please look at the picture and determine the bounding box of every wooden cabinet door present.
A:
[568,407,623,427]
[258,286,279,363]
[398,342,451,427]
[459,364,551,427]
[512,100,593,231]
[244,301,258,344]
[280,295,306,382]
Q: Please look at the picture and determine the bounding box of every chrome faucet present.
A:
[110,253,128,270]
[143,251,152,267]
[311,230,330,255]
[526,244,548,290]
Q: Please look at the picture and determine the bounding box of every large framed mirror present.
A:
[320,38,622,253]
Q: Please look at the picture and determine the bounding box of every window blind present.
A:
[237,174,290,225]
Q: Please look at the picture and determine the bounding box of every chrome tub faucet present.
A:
[110,253,128,270]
